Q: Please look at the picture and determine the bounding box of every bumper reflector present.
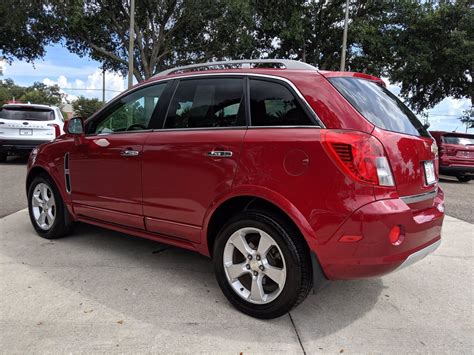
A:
[389,225,404,246]
[339,235,363,243]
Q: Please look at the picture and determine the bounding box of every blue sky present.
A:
[1,44,471,133]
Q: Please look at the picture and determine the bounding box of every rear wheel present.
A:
[457,176,471,182]
[27,174,73,239]
[0,152,7,162]
[213,210,312,319]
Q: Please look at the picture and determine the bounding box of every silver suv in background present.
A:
[0,103,65,162]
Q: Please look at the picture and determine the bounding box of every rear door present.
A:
[0,106,57,142]
[142,76,247,242]
[328,76,438,200]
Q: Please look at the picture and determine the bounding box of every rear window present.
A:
[329,77,430,137]
[0,107,55,121]
[443,136,474,146]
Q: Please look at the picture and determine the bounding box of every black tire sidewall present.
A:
[214,212,306,319]
[27,175,67,239]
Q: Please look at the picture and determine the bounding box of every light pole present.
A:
[340,0,350,72]
[128,0,135,89]
[102,68,106,103]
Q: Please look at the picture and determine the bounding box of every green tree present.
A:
[0,1,60,63]
[72,96,103,118]
[0,79,26,105]
[20,82,64,106]
[0,80,63,106]
[387,1,473,112]
[53,0,258,81]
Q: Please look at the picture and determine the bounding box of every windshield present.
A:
[0,107,54,121]
[329,77,430,137]
[443,136,474,146]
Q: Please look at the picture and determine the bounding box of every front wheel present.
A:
[0,152,7,162]
[213,210,312,319]
[457,176,471,182]
[27,174,72,239]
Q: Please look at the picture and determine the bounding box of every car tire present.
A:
[0,152,7,162]
[457,176,471,182]
[27,174,73,239]
[213,210,313,319]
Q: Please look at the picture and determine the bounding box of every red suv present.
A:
[430,131,474,182]
[26,60,444,319]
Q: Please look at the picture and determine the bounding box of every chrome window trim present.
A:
[87,72,326,132]
[400,188,438,204]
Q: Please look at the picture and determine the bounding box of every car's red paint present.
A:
[27,67,444,280]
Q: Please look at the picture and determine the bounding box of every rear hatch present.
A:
[0,106,57,141]
[326,75,438,202]
[440,133,474,166]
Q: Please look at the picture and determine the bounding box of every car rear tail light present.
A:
[321,130,395,187]
[47,123,60,138]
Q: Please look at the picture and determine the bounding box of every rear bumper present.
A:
[440,165,474,176]
[316,189,444,280]
[0,139,50,152]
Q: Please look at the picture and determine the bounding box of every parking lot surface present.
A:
[1,209,473,353]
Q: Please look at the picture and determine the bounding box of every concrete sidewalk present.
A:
[0,210,472,354]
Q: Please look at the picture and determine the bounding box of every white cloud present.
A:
[43,69,126,103]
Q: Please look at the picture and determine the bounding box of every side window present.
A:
[90,84,166,134]
[164,78,245,129]
[249,79,313,126]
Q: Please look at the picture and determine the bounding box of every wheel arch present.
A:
[26,164,74,218]
[203,188,317,258]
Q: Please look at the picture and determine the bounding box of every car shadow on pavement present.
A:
[0,155,29,165]
[1,215,383,345]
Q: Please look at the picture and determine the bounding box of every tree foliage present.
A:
[0,1,60,63]
[0,0,472,112]
[0,79,64,106]
[71,95,103,118]
[53,0,259,81]
[387,0,473,112]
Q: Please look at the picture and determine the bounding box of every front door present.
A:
[142,77,247,242]
[69,82,168,229]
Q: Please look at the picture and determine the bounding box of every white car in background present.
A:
[0,103,65,162]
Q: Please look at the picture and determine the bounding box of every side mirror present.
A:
[65,117,85,135]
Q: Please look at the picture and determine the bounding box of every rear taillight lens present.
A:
[322,130,395,186]
[47,123,60,138]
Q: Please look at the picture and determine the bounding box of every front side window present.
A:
[249,79,313,126]
[164,78,245,129]
[90,83,166,134]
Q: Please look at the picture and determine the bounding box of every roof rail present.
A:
[154,59,317,77]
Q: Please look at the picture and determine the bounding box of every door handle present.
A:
[120,149,139,157]
[208,150,233,158]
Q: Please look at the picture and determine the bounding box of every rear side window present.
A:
[0,107,54,121]
[249,79,313,126]
[164,78,245,129]
[443,136,474,146]
[329,77,430,137]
